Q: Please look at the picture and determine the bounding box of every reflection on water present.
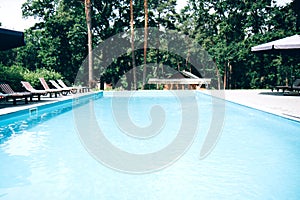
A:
[0,91,300,200]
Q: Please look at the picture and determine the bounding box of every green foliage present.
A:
[23,68,63,89]
[0,65,26,91]
[21,0,87,82]
[0,50,18,67]
[0,64,62,91]
[179,0,300,89]
[1,0,299,90]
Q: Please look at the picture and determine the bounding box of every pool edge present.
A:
[0,91,103,120]
[197,90,300,123]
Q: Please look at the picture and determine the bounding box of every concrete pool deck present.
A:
[201,89,300,122]
[0,92,91,116]
[0,90,299,122]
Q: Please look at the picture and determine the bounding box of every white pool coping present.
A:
[0,92,98,116]
[200,89,300,122]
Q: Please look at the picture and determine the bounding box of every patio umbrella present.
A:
[251,34,300,53]
[0,28,26,51]
[251,34,300,88]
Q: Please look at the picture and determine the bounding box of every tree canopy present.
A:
[0,0,299,89]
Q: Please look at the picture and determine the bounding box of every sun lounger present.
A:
[21,81,48,101]
[291,86,300,92]
[49,80,77,95]
[272,79,300,92]
[48,80,71,96]
[57,79,89,93]
[0,92,7,99]
[0,83,31,105]
[287,79,300,93]
[39,78,62,98]
[0,92,8,103]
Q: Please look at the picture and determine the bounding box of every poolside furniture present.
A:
[287,79,300,93]
[39,78,62,98]
[57,79,89,93]
[148,78,211,90]
[0,92,6,99]
[148,70,211,90]
[0,92,8,103]
[272,79,300,92]
[290,86,300,92]
[21,81,48,100]
[272,84,289,92]
[0,83,31,105]
[49,80,73,95]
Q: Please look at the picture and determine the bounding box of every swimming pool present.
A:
[0,91,299,199]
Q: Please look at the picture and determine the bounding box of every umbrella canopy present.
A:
[251,34,300,52]
[0,28,26,51]
[251,34,300,88]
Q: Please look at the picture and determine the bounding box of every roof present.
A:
[148,71,211,85]
[148,78,211,85]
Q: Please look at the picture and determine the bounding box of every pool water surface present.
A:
[0,91,299,199]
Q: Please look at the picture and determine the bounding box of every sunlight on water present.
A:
[0,91,299,199]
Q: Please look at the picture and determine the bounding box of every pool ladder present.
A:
[29,107,38,117]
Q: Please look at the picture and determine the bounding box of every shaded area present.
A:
[259,91,299,96]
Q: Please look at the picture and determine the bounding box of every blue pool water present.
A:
[0,91,299,199]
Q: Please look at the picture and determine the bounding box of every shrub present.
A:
[0,64,63,91]
[0,64,27,91]
[23,68,63,89]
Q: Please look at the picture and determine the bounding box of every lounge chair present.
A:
[0,92,7,99]
[291,86,300,92]
[0,83,31,105]
[272,79,300,92]
[57,79,88,93]
[0,92,8,103]
[287,79,300,93]
[21,81,48,100]
[49,80,77,95]
[39,78,62,98]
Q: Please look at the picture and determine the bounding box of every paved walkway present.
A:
[204,89,300,122]
[0,93,89,116]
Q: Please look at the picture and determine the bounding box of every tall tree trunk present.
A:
[229,62,232,89]
[223,62,227,89]
[142,0,148,89]
[156,5,160,78]
[85,0,93,88]
[186,46,191,72]
[130,0,137,90]
[216,66,221,90]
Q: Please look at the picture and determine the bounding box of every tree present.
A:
[8,0,297,90]
[21,0,88,82]
[84,0,93,88]
[142,0,149,89]
[291,0,300,32]
[179,0,300,89]
[130,0,137,90]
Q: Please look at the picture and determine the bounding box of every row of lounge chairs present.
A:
[271,79,300,93]
[0,84,32,105]
[0,79,90,105]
